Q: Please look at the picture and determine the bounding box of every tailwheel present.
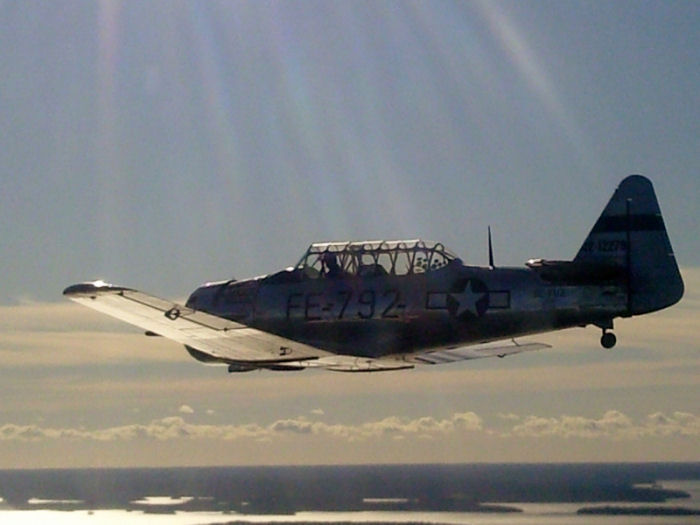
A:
[600,331,617,349]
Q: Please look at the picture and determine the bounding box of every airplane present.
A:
[64,175,684,373]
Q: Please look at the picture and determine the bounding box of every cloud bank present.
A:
[1,410,697,444]
[506,410,700,440]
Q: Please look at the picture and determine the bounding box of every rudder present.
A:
[574,175,683,315]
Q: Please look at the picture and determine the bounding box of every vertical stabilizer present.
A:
[574,175,683,315]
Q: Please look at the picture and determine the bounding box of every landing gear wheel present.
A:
[601,331,617,349]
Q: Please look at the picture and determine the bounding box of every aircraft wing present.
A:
[276,341,549,371]
[63,281,331,364]
[63,281,547,373]
[406,340,550,365]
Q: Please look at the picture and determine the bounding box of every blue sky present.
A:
[0,1,698,467]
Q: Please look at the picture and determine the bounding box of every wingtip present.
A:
[63,280,131,297]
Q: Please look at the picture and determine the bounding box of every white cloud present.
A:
[0,412,480,443]
[0,302,188,367]
[644,411,700,437]
[270,418,314,434]
[510,410,700,440]
[2,409,693,445]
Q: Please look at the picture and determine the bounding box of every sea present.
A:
[0,464,697,524]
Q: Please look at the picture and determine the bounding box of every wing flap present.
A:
[295,355,414,372]
[63,281,330,363]
[407,340,550,365]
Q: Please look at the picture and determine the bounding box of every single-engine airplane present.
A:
[65,175,683,372]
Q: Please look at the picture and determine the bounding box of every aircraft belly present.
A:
[250,315,456,358]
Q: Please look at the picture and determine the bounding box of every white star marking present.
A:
[450,280,487,317]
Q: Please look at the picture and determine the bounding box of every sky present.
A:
[0,1,698,468]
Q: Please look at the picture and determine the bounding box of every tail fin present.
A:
[574,175,684,315]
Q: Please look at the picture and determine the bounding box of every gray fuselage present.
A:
[186,261,627,358]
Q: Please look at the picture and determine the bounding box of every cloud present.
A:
[0,412,481,443]
[270,418,314,434]
[2,410,693,445]
[645,411,700,437]
[41,417,269,442]
[509,410,700,440]
[0,301,189,367]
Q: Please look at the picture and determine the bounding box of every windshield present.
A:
[295,239,459,278]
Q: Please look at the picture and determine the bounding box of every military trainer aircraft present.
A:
[64,175,683,372]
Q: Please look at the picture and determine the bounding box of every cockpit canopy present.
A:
[295,239,460,278]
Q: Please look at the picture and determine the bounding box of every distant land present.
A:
[578,506,700,515]
[0,463,697,513]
